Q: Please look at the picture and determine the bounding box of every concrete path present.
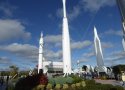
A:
[95,79,125,87]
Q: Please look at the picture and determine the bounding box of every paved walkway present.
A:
[0,83,7,90]
[95,79,125,87]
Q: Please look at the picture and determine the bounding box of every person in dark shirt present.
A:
[0,76,4,86]
[38,69,48,85]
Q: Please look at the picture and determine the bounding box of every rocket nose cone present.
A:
[41,32,43,37]
[94,26,98,37]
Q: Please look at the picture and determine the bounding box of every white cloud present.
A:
[105,51,125,61]
[71,40,92,49]
[81,0,116,13]
[0,19,31,42]
[56,0,115,21]
[43,34,92,61]
[44,34,62,43]
[79,59,90,63]
[0,43,38,60]
[68,6,81,21]
[0,2,17,17]
[102,42,114,48]
[0,56,12,64]
[104,29,123,36]
[83,52,95,58]
[44,50,62,61]
[0,43,62,61]
[44,34,92,50]
[56,5,81,21]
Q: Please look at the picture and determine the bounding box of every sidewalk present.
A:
[95,79,124,86]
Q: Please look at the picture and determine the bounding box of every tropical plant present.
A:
[65,77,74,84]
[75,83,81,87]
[36,85,45,90]
[46,83,53,90]
[62,84,68,90]
[71,84,76,90]
[81,81,86,87]
[48,77,55,87]
[55,84,61,90]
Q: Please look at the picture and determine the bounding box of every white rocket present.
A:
[94,27,104,67]
[116,0,125,51]
[122,22,125,51]
[38,32,43,73]
[62,0,72,75]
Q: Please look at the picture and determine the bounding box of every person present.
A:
[122,72,125,86]
[6,75,9,83]
[38,69,48,85]
[0,76,4,86]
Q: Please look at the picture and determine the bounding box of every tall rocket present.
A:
[117,0,125,51]
[122,23,125,50]
[62,0,72,75]
[38,32,44,73]
[94,27,104,67]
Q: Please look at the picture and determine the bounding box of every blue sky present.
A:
[0,0,124,71]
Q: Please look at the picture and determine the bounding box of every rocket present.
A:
[38,32,43,73]
[116,0,125,51]
[94,27,104,67]
[122,22,125,50]
[62,0,72,75]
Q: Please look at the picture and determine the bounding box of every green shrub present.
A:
[46,83,52,90]
[95,82,101,85]
[54,77,66,85]
[65,77,74,84]
[81,81,86,87]
[71,84,76,89]
[101,84,113,89]
[76,83,81,87]
[55,84,61,90]
[113,85,124,90]
[85,79,95,85]
[48,78,55,87]
[71,75,83,83]
[82,83,124,90]
[35,85,45,90]
[62,84,68,90]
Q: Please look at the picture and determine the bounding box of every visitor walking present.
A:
[38,69,48,85]
[0,76,4,86]
[122,72,125,86]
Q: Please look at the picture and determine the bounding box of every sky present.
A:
[0,0,125,71]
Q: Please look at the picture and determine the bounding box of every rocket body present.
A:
[62,0,72,75]
[122,22,125,51]
[94,27,104,67]
[38,33,43,73]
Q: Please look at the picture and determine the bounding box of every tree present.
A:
[82,65,87,71]
[9,65,19,77]
[112,64,125,75]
